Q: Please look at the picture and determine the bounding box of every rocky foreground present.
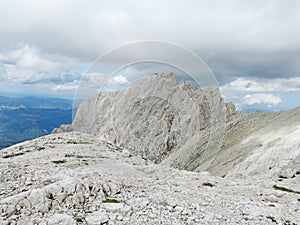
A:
[1,73,300,224]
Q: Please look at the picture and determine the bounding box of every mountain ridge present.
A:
[0,96,72,109]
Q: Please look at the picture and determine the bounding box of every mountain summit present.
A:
[73,73,229,168]
[1,73,299,224]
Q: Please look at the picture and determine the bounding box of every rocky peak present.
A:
[73,73,229,166]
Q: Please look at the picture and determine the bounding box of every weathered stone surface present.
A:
[46,214,76,225]
[52,124,73,134]
[85,210,109,224]
[0,128,299,224]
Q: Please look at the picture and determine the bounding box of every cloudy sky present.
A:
[0,0,300,112]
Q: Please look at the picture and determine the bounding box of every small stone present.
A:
[6,204,15,216]
[47,214,76,225]
[101,202,124,212]
[85,210,109,224]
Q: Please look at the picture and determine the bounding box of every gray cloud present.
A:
[0,0,300,100]
[1,1,300,56]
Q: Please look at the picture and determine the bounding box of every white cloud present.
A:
[81,73,107,87]
[222,77,300,92]
[242,93,281,107]
[79,72,129,90]
[220,77,291,111]
[53,84,78,91]
[111,75,128,84]
[0,44,76,84]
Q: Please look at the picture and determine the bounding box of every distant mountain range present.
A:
[0,96,73,149]
[0,96,72,109]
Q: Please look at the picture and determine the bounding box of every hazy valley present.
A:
[0,96,72,149]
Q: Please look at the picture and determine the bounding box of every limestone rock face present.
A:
[225,102,236,118]
[73,73,228,166]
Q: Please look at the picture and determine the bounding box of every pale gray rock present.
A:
[46,214,76,225]
[85,210,109,224]
[52,124,73,134]
[225,102,236,118]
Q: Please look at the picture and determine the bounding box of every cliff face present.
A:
[73,73,228,168]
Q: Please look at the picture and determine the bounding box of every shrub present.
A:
[102,198,120,203]
[52,160,66,164]
[202,182,215,187]
[273,185,300,194]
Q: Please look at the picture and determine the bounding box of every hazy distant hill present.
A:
[0,96,72,109]
[0,96,72,149]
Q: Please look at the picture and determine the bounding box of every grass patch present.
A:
[102,198,120,203]
[2,152,24,158]
[46,193,54,200]
[266,216,277,223]
[52,160,66,164]
[67,140,90,144]
[283,219,297,225]
[64,154,93,159]
[82,159,89,165]
[74,217,84,223]
[202,182,215,187]
[102,141,122,151]
[292,171,300,178]
[273,185,300,195]
[35,146,45,151]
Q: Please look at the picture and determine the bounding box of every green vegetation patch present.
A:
[2,152,24,158]
[35,146,45,151]
[102,198,121,203]
[202,182,215,187]
[52,160,66,164]
[273,185,300,194]
[74,217,84,223]
[67,140,90,144]
[46,193,55,200]
[266,216,277,223]
[64,153,93,159]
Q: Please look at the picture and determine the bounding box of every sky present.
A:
[0,0,300,112]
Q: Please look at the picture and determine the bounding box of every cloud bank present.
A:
[0,0,299,110]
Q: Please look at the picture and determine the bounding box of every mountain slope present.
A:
[206,107,300,178]
[0,132,299,224]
